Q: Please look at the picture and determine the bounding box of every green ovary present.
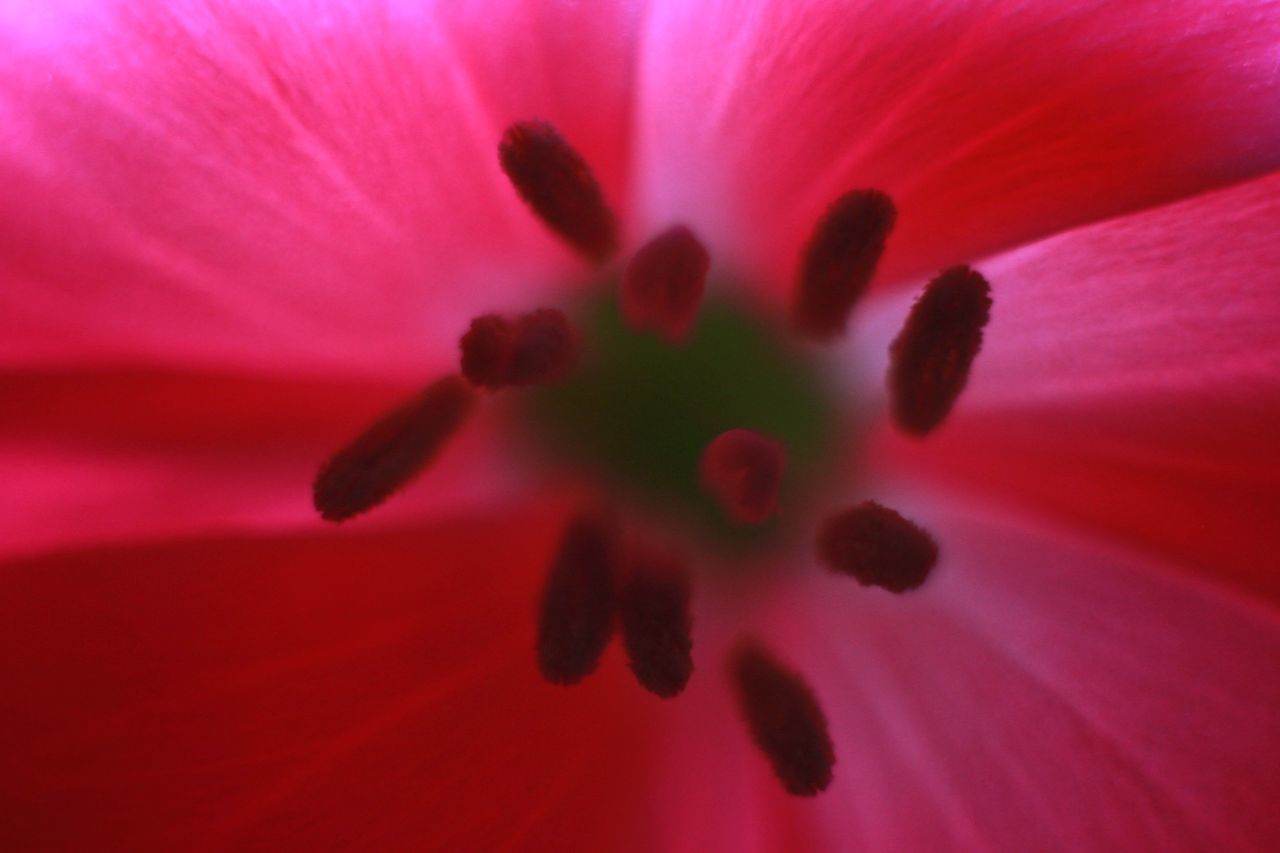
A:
[523,285,848,553]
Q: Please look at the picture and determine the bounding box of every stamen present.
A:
[312,375,475,522]
[621,225,710,345]
[618,549,693,698]
[537,513,617,685]
[460,308,579,390]
[499,121,618,263]
[459,314,515,390]
[888,265,992,436]
[729,640,835,797]
[509,308,581,386]
[818,501,938,592]
[792,189,897,342]
[698,428,787,524]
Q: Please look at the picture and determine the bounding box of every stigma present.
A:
[698,428,787,525]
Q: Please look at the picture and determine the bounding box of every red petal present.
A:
[0,509,656,850]
[637,615,839,850]
[710,495,1280,849]
[430,0,644,215]
[0,1,641,376]
[864,170,1280,602]
[0,367,524,559]
[635,1,1280,298]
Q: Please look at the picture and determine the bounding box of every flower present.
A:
[3,0,1280,850]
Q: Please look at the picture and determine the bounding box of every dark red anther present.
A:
[621,225,710,345]
[889,265,992,436]
[537,514,617,686]
[791,189,897,342]
[730,640,835,797]
[508,308,580,386]
[619,549,693,699]
[459,308,579,390]
[698,428,787,524]
[818,501,938,593]
[499,120,618,263]
[458,314,515,390]
[312,375,476,523]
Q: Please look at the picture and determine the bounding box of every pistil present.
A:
[698,428,787,525]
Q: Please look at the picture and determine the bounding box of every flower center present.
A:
[518,287,849,556]
[310,118,996,800]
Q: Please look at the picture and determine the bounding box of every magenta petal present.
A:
[741,495,1280,850]
[431,0,646,209]
[634,1,1280,296]
[863,170,1280,601]
[637,606,841,851]
[0,1,640,376]
[0,367,524,558]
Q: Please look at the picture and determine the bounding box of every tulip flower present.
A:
[3,1,1280,849]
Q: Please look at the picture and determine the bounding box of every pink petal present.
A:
[429,0,647,212]
[861,170,1280,601]
[0,0,643,377]
[0,367,525,558]
[0,509,657,850]
[634,1,1280,297]
[722,494,1280,850]
[635,593,839,852]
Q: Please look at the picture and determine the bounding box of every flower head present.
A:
[3,0,1280,849]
